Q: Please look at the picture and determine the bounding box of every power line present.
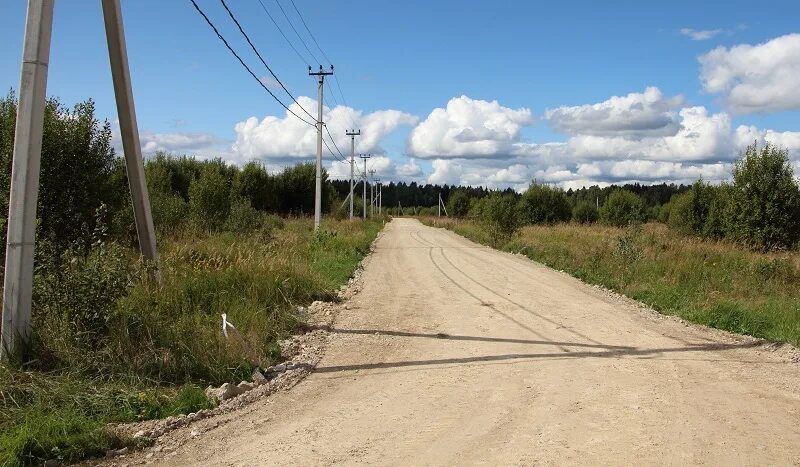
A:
[218,0,315,122]
[285,0,354,127]
[189,0,315,127]
[288,0,332,65]
[273,0,320,65]
[255,0,309,66]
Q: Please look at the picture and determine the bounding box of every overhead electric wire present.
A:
[288,0,332,65]
[218,0,315,122]
[189,0,315,127]
[255,0,309,66]
[273,0,320,65]
[285,0,355,128]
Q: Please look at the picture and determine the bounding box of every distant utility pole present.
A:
[438,192,441,217]
[439,193,448,217]
[398,201,403,216]
[345,129,360,220]
[309,65,333,231]
[378,182,383,214]
[373,178,381,216]
[3,0,159,362]
[368,169,376,217]
[359,154,370,219]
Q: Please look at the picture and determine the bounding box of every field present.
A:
[421,217,800,347]
[0,217,383,466]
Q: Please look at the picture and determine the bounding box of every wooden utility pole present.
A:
[359,154,370,219]
[345,129,360,220]
[309,65,333,231]
[1,0,54,362]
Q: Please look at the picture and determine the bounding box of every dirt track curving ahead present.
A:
[153,218,799,465]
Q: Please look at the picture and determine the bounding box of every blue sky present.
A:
[2,0,799,189]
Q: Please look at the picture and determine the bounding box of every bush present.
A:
[600,189,646,226]
[726,143,800,250]
[573,201,599,224]
[479,194,520,246]
[188,164,232,230]
[518,183,572,225]
[446,191,470,217]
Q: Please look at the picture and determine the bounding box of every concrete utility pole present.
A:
[373,178,381,216]
[1,0,54,363]
[345,129,360,220]
[378,182,382,214]
[102,0,159,274]
[438,192,441,217]
[368,169,376,217]
[359,154,370,219]
[309,65,333,231]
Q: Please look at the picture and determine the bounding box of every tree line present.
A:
[436,143,800,251]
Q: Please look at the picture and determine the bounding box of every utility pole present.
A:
[373,178,381,216]
[369,169,375,217]
[360,154,370,219]
[438,192,441,217]
[309,65,333,231]
[378,182,383,214]
[103,0,159,276]
[345,129,360,220]
[1,0,54,363]
[3,0,160,362]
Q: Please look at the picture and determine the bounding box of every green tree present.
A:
[0,94,122,255]
[188,164,232,230]
[479,193,520,246]
[518,183,572,225]
[446,190,470,217]
[726,142,800,250]
[232,161,274,211]
[573,201,599,224]
[600,189,646,227]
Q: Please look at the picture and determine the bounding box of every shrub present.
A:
[518,183,572,225]
[573,201,599,224]
[232,161,274,211]
[726,142,800,250]
[188,165,232,230]
[446,191,471,217]
[600,189,646,226]
[479,194,520,246]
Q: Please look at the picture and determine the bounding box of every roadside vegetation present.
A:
[421,142,800,347]
[0,93,383,465]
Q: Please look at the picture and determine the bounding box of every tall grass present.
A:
[422,217,800,346]
[0,217,383,466]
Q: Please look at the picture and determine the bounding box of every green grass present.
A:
[421,217,800,346]
[0,217,383,466]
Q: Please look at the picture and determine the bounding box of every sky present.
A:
[1,0,800,191]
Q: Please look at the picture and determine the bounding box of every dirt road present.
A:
[156,218,799,465]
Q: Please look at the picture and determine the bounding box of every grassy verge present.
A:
[420,217,800,346]
[0,217,383,466]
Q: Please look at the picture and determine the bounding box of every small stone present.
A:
[133,429,147,439]
[252,368,268,384]
[190,430,200,437]
[273,363,287,372]
[145,453,154,459]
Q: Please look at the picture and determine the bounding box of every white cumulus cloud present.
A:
[545,87,684,138]
[232,96,418,161]
[699,33,800,114]
[409,96,533,159]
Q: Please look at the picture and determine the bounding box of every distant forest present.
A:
[330,179,689,211]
